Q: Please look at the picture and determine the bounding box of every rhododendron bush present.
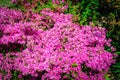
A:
[0,6,116,80]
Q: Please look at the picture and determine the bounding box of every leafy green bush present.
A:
[0,0,11,7]
[64,0,99,25]
[99,1,120,78]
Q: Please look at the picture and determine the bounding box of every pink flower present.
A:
[0,7,116,80]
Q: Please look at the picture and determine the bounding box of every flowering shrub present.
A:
[0,6,116,80]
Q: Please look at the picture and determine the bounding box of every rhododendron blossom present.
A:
[0,7,116,80]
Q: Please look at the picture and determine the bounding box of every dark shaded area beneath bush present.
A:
[0,43,26,54]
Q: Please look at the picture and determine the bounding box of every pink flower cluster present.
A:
[0,7,116,80]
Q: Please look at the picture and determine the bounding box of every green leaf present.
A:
[72,63,78,67]
[116,52,120,54]
[105,75,111,80]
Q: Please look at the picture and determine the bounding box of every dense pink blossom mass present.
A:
[0,7,116,80]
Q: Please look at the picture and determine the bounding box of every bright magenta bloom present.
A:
[0,7,116,80]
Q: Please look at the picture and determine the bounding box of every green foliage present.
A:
[99,1,120,79]
[64,0,100,25]
[0,0,25,11]
[98,0,120,41]
[61,72,75,80]
[34,0,54,12]
[27,0,33,3]
[105,74,111,80]
[110,55,120,79]
[0,0,11,7]
[104,46,112,52]
[72,63,78,67]
[10,4,25,12]
[79,0,99,25]
[11,71,21,80]
[64,0,81,22]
